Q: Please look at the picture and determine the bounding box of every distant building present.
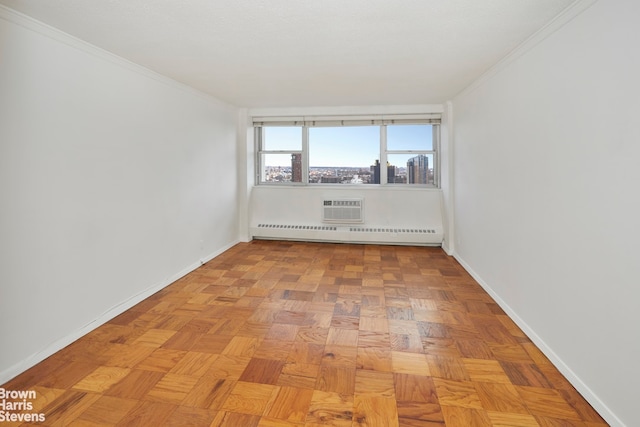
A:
[291,153,302,182]
[321,176,340,183]
[371,160,380,184]
[407,155,429,184]
[370,160,397,184]
[387,164,396,183]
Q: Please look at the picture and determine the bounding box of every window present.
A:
[309,126,379,184]
[255,115,440,187]
[386,124,438,185]
[257,126,303,183]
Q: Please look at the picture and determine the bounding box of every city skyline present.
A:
[263,153,433,185]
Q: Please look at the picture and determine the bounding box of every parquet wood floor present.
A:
[2,240,608,426]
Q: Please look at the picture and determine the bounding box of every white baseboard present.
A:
[0,240,239,385]
[452,251,624,427]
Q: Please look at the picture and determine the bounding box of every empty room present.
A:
[0,0,638,426]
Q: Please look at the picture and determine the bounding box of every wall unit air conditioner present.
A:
[322,199,363,223]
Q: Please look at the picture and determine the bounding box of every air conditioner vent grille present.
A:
[322,198,364,223]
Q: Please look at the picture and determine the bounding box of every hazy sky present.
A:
[263,125,433,167]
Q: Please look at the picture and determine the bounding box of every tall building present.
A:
[407,155,429,184]
[371,160,381,184]
[387,164,396,183]
[291,153,302,182]
[371,160,397,184]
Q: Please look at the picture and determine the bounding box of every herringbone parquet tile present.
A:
[1,240,608,426]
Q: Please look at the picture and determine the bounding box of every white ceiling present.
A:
[0,0,576,107]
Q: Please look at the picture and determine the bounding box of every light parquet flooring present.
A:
[2,240,608,426]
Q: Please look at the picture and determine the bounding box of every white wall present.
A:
[250,185,443,230]
[0,9,239,382]
[452,0,639,425]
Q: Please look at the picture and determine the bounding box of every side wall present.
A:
[452,0,639,425]
[0,8,239,381]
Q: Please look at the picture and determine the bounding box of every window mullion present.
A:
[386,150,435,154]
[433,124,440,188]
[255,127,263,184]
[380,125,387,185]
[302,126,309,184]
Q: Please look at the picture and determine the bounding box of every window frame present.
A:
[382,124,440,187]
[255,126,306,185]
[254,115,440,188]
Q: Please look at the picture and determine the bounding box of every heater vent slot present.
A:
[322,199,363,223]
[250,223,442,246]
[257,224,338,231]
[349,227,437,234]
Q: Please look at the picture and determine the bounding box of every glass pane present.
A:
[263,127,302,150]
[387,153,435,185]
[387,124,432,151]
[308,126,379,184]
[261,153,302,183]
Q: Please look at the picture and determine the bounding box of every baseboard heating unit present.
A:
[250,223,443,246]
